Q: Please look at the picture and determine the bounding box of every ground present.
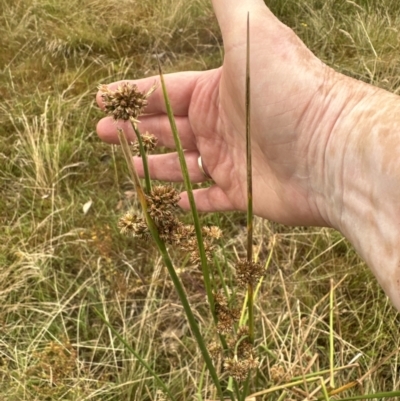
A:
[1,0,400,399]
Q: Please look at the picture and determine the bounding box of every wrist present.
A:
[308,69,400,309]
[304,67,382,230]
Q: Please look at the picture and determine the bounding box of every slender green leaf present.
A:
[94,307,176,401]
[332,391,400,400]
[245,12,255,348]
[155,68,226,401]
[157,63,216,320]
[329,279,335,388]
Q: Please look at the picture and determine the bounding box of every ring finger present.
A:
[134,151,210,183]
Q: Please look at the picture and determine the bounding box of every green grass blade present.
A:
[245,13,253,263]
[245,12,255,348]
[330,391,400,400]
[319,376,330,401]
[94,307,176,401]
[329,279,335,388]
[240,375,250,401]
[157,64,216,322]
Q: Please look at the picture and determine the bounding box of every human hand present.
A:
[96,0,400,310]
[96,0,343,227]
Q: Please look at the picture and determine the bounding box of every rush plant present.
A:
[97,14,400,401]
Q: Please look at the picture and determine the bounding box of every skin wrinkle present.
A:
[329,84,400,309]
[310,74,376,229]
[294,85,323,177]
[293,64,400,309]
[295,68,343,227]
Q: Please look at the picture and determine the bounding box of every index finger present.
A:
[96,71,204,116]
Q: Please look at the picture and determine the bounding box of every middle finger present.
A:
[96,114,197,150]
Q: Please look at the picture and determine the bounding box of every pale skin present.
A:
[96,0,400,310]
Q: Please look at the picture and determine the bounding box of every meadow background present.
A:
[1,0,400,399]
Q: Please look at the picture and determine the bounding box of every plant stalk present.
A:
[245,12,254,345]
[131,119,152,193]
[157,62,216,321]
[118,129,225,401]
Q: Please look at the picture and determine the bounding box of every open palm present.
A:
[97,0,336,227]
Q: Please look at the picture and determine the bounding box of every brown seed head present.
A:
[270,364,286,383]
[213,292,240,334]
[236,259,264,288]
[208,342,222,360]
[202,226,223,240]
[235,326,254,359]
[145,185,182,241]
[187,238,215,267]
[171,224,195,246]
[147,185,180,209]
[118,211,149,238]
[224,356,259,382]
[99,82,156,121]
[132,131,158,156]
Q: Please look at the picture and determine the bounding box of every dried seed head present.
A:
[213,292,240,335]
[270,364,286,383]
[224,358,247,381]
[216,310,235,334]
[171,224,195,246]
[213,291,228,307]
[208,342,222,360]
[147,185,180,209]
[184,226,222,267]
[234,326,254,359]
[144,185,182,242]
[132,131,158,156]
[187,238,215,267]
[224,356,259,382]
[202,226,223,240]
[118,211,149,238]
[168,223,218,267]
[99,82,156,122]
[235,259,264,288]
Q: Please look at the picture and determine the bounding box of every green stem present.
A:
[245,13,254,346]
[240,375,250,401]
[118,129,225,401]
[131,120,152,194]
[329,278,335,388]
[247,284,254,343]
[276,391,288,401]
[157,61,242,401]
[157,63,216,322]
[152,230,224,401]
[118,129,148,208]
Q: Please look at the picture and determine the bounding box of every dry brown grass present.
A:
[1,0,400,399]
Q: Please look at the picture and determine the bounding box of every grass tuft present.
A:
[1,0,400,399]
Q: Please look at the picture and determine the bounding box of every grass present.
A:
[1,0,400,399]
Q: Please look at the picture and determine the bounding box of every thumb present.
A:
[211,0,285,47]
